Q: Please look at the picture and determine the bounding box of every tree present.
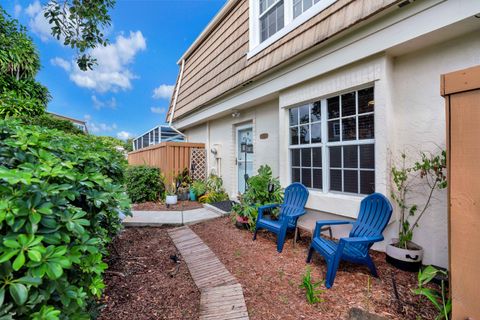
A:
[0,7,50,117]
[45,0,116,71]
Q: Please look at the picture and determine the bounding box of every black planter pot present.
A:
[177,191,189,201]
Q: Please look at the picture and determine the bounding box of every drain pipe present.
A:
[169,59,185,126]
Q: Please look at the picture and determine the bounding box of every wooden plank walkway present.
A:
[168,226,249,320]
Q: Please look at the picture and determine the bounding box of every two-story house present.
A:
[166,0,480,268]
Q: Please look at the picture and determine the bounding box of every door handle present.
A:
[235,158,238,165]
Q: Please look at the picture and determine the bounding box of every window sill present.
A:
[247,0,337,59]
[305,190,364,219]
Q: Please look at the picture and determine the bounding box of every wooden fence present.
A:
[127,142,205,183]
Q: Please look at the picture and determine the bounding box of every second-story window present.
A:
[260,0,285,42]
[250,0,337,55]
[293,0,321,18]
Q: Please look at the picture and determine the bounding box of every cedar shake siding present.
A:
[167,0,402,122]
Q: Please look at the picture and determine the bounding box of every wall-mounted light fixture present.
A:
[231,110,240,118]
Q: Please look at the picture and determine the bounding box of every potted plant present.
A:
[232,195,250,229]
[174,168,192,201]
[198,174,230,204]
[387,150,447,271]
[177,182,189,201]
[190,180,206,201]
[232,165,283,231]
[165,182,178,205]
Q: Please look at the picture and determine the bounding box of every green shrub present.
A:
[191,180,207,197]
[95,136,131,152]
[19,114,84,135]
[198,174,229,204]
[0,8,50,118]
[299,266,325,304]
[232,165,283,230]
[412,265,451,319]
[125,165,165,203]
[0,90,45,118]
[0,119,131,318]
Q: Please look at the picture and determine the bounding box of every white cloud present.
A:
[84,114,92,121]
[25,1,40,17]
[88,122,117,133]
[152,84,174,100]
[53,31,146,92]
[117,131,133,140]
[150,107,166,114]
[91,95,117,110]
[25,1,52,42]
[14,4,22,17]
[50,57,71,72]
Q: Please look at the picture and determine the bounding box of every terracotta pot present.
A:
[236,215,249,223]
[386,238,423,272]
[235,215,249,229]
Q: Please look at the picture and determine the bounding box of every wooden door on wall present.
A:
[442,65,480,320]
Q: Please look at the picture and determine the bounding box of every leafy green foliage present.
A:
[95,135,131,153]
[0,8,50,118]
[232,165,283,230]
[191,180,206,197]
[412,266,451,320]
[198,174,229,204]
[390,151,447,248]
[19,114,84,135]
[0,119,131,317]
[125,165,165,203]
[45,0,116,71]
[124,138,133,153]
[299,266,325,304]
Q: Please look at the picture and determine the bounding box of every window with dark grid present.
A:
[288,86,375,195]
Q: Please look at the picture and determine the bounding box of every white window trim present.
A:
[287,85,375,196]
[248,0,337,59]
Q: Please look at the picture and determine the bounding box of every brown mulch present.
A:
[99,228,200,320]
[191,217,438,320]
[132,200,203,211]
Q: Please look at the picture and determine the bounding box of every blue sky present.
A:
[3,0,226,139]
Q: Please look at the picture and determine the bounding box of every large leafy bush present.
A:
[0,120,130,318]
[125,166,165,203]
[0,8,50,118]
[19,114,85,135]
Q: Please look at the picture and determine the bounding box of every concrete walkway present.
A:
[123,207,222,227]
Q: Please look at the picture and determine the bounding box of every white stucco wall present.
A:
[386,30,480,267]
[180,30,480,269]
[276,30,480,268]
[184,100,279,197]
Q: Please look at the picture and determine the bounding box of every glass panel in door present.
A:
[237,126,254,194]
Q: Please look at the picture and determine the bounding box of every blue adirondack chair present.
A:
[306,193,392,288]
[253,183,309,253]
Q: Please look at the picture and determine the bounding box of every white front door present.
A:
[236,125,254,194]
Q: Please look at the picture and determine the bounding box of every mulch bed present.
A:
[191,217,438,320]
[99,228,200,320]
[132,200,203,211]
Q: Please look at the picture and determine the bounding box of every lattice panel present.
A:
[190,148,207,181]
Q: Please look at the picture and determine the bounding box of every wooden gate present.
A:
[442,65,480,319]
[127,142,205,183]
